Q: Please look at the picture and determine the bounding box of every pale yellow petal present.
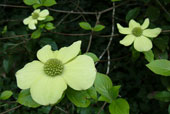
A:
[62,55,96,90]
[117,23,131,34]
[23,16,32,25]
[39,9,49,18]
[134,36,152,52]
[37,45,55,63]
[38,17,46,21]
[30,76,67,105]
[16,61,44,89]
[143,28,161,38]
[28,22,36,30]
[33,9,40,14]
[129,19,140,29]
[54,50,58,57]
[120,35,135,46]
[32,19,38,24]
[57,41,81,64]
[141,18,150,29]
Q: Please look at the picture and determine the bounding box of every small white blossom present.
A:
[117,18,161,52]
[23,9,49,30]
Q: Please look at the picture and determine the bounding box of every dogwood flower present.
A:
[117,18,161,52]
[16,41,96,105]
[23,9,49,30]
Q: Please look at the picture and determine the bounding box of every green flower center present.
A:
[44,59,64,77]
[32,13,39,19]
[132,27,143,37]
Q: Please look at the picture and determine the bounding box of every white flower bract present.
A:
[23,9,49,30]
[117,18,162,52]
[16,41,96,105]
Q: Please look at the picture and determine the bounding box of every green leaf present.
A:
[23,0,38,5]
[2,26,7,34]
[168,104,170,114]
[146,59,170,76]
[87,87,97,100]
[109,98,130,114]
[26,0,56,7]
[94,73,113,103]
[39,24,46,29]
[44,16,54,22]
[85,52,99,62]
[98,95,111,103]
[0,90,13,100]
[97,85,120,102]
[17,89,40,108]
[151,91,170,102]
[43,0,57,7]
[66,88,91,107]
[93,24,105,32]
[144,50,154,62]
[33,4,42,9]
[126,7,140,22]
[45,22,55,30]
[31,29,42,39]
[109,85,121,99]
[79,22,92,30]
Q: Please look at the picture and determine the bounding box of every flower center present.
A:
[32,13,39,19]
[44,59,64,77]
[132,27,143,37]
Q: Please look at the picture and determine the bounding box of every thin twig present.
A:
[0,19,22,23]
[162,30,170,33]
[86,13,101,52]
[105,2,116,74]
[0,34,31,40]
[56,13,71,27]
[69,0,87,21]
[48,8,97,15]
[0,100,16,104]
[48,1,127,15]
[97,102,107,114]
[0,105,22,114]
[55,106,69,114]
[156,0,170,18]
[56,0,80,27]
[48,31,90,36]
[0,4,29,8]
[98,54,130,62]
[86,31,94,52]
[0,0,130,15]
[106,50,110,75]
[9,39,31,50]
[96,2,116,65]
[95,34,119,38]
[63,15,82,24]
